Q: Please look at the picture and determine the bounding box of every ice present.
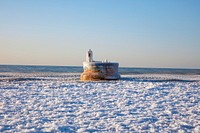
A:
[0,73,200,132]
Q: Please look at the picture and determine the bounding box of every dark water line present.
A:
[0,65,200,75]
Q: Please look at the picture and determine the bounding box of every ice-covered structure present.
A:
[80,49,120,81]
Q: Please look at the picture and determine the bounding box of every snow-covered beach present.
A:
[0,72,199,132]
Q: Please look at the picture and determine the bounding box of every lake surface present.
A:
[0,65,199,75]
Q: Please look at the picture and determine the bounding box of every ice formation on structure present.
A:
[80,49,120,81]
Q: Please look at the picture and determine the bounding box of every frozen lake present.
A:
[0,73,199,132]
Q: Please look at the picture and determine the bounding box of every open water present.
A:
[0,65,199,75]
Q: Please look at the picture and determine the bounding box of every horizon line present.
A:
[0,64,199,70]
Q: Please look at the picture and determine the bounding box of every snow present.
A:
[0,73,200,132]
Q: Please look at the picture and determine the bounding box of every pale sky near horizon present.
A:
[0,0,200,68]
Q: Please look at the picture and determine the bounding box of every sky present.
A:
[0,0,200,68]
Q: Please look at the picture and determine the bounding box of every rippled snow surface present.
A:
[0,73,200,132]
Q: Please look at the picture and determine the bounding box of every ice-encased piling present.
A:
[80,49,120,81]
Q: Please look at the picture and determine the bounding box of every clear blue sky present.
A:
[0,0,200,68]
